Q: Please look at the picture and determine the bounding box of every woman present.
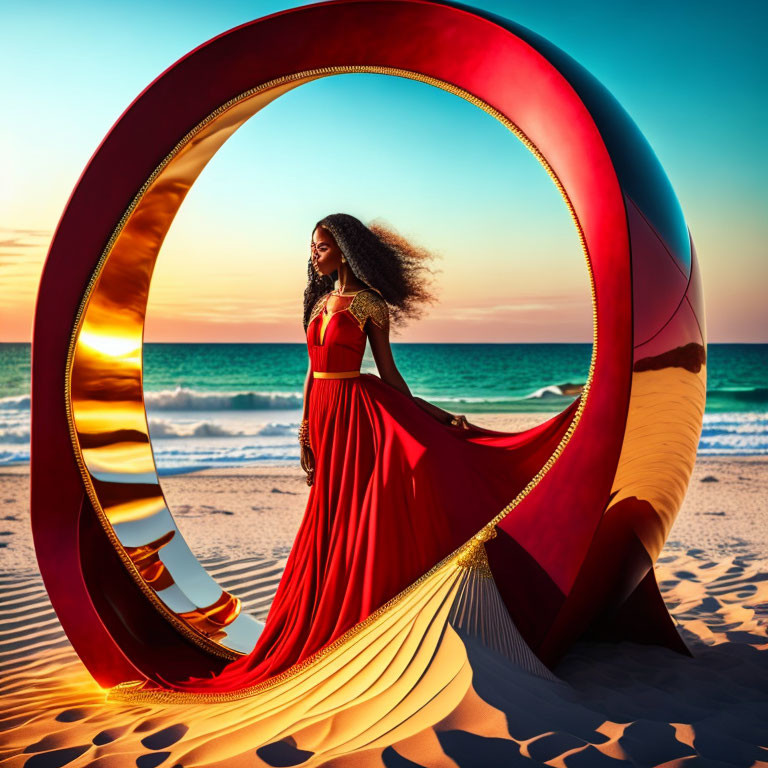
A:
[143,213,575,695]
[299,211,474,492]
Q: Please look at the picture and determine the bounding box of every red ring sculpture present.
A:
[31,0,705,699]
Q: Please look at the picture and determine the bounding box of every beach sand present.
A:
[1,412,766,766]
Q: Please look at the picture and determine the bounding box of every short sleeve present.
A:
[350,290,390,334]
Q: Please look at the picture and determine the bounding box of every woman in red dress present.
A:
[145,213,575,694]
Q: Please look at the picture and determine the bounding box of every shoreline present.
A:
[2,406,766,470]
[2,454,767,574]
[3,407,765,477]
[4,451,768,474]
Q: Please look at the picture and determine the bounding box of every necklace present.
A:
[332,280,365,296]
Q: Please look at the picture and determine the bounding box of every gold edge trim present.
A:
[61,81,324,662]
[61,65,597,673]
[107,543,466,703]
[389,71,597,533]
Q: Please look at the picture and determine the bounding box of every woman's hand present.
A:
[449,413,472,430]
[300,444,315,486]
[411,396,468,428]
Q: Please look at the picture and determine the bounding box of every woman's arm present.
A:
[299,356,315,484]
[367,321,461,426]
[301,356,313,422]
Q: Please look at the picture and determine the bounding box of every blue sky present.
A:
[1,0,765,342]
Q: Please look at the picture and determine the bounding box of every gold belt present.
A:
[313,370,361,379]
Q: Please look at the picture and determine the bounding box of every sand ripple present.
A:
[1,549,766,767]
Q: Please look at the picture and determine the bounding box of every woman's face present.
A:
[311,226,343,277]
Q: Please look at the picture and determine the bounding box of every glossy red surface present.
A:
[31,0,700,686]
[634,297,704,363]
[627,194,691,347]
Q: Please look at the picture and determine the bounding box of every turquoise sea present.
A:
[1,343,766,472]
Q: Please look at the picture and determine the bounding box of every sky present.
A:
[1,0,766,343]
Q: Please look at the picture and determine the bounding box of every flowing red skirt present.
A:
[158,373,578,692]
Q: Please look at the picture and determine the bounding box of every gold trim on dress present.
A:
[455,524,497,577]
[349,289,390,333]
[313,370,361,379]
[319,306,332,344]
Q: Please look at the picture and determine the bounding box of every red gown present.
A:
[154,288,578,693]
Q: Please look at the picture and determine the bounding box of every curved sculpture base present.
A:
[30,0,704,695]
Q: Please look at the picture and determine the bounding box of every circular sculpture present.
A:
[31,0,705,694]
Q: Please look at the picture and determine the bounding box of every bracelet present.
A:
[298,419,311,447]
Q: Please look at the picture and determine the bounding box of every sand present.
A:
[1,414,766,766]
[2,456,766,573]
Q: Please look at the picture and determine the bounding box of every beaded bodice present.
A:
[306,289,389,373]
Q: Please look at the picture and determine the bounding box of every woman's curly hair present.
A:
[303,213,441,333]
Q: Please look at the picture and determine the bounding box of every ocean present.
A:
[1,343,765,473]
